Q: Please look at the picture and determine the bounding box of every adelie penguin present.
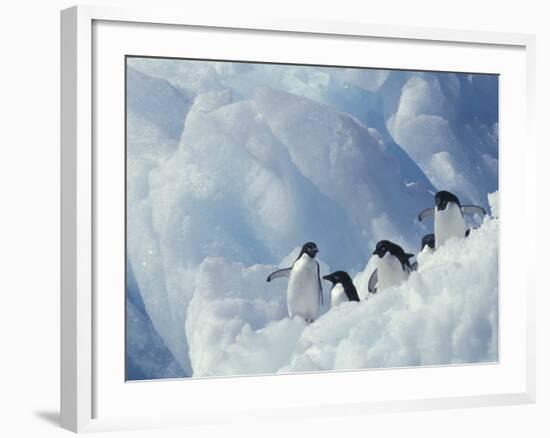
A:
[322,271,360,308]
[368,240,416,294]
[418,190,486,248]
[266,242,323,323]
[421,233,435,251]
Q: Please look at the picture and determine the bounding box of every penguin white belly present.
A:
[434,203,466,247]
[330,284,347,308]
[377,254,409,290]
[287,255,320,321]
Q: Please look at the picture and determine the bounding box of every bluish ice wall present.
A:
[125,58,498,380]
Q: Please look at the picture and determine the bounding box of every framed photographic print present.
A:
[61,5,536,433]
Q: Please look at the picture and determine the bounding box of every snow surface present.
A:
[186,202,498,376]
[125,58,499,379]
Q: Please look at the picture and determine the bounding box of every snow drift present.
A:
[187,195,498,376]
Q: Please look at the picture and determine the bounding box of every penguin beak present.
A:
[322,274,331,281]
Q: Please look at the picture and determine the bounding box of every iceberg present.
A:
[125,58,498,379]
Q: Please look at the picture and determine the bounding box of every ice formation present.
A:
[125,59,499,379]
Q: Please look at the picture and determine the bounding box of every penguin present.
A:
[266,242,323,323]
[421,233,435,251]
[418,190,486,248]
[368,240,416,294]
[322,271,360,308]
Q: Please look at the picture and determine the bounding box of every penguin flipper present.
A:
[461,205,487,217]
[317,262,323,306]
[418,207,435,222]
[368,269,378,294]
[266,268,292,282]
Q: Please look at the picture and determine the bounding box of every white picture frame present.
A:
[60,4,537,433]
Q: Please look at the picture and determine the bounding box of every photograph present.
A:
[125,57,499,380]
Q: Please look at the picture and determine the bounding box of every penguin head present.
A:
[421,233,435,251]
[322,271,352,286]
[435,190,461,211]
[373,240,414,269]
[300,241,319,258]
[373,240,400,259]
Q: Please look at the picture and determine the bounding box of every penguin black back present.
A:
[322,271,360,302]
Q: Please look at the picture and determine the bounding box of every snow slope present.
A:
[125,58,499,379]
[187,195,498,376]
